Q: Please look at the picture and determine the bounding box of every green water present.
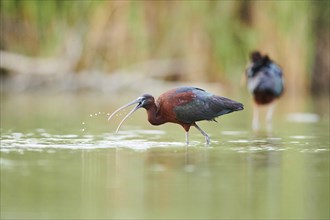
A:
[1,94,329,219]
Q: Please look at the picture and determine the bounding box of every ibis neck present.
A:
[145,103,165,125]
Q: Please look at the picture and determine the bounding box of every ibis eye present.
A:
[138,101,144,107]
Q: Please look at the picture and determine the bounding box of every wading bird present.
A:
[108,87,244,144]
[245,51,284,131]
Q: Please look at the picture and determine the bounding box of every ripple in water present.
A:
[1,129,328,153]
[0,129,185,152]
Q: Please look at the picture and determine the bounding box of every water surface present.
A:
[1,94,329,219]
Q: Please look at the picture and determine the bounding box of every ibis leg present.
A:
[185,132,189,145]
[194,123,210,145]
[266,103,275,132]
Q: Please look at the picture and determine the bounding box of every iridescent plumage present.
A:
[109,87,244,144]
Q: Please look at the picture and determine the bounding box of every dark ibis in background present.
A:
[245,51,284,130]
[108,87,244,144]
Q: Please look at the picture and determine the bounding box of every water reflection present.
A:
[1,126,329,219]
[50,129,326,219]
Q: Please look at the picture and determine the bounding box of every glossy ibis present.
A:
[245,51,284,130]
[108,87,244,144]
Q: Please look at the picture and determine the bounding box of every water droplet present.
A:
[94,113,98,116]
[82,122,85,125]
[89,114,93,117]
[82,128,85,132]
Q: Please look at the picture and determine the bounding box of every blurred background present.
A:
[1,0,329,97]
[1,2,329,220]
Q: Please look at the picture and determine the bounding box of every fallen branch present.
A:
[0,50,75,75]
[0,31,82,75]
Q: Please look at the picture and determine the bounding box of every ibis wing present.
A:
[174,94,243,124]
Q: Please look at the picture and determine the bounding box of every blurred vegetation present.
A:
[0,0,329,94]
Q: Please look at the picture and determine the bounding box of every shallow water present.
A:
[1,94,329,219]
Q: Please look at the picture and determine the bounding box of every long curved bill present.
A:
[108,98,143,133]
